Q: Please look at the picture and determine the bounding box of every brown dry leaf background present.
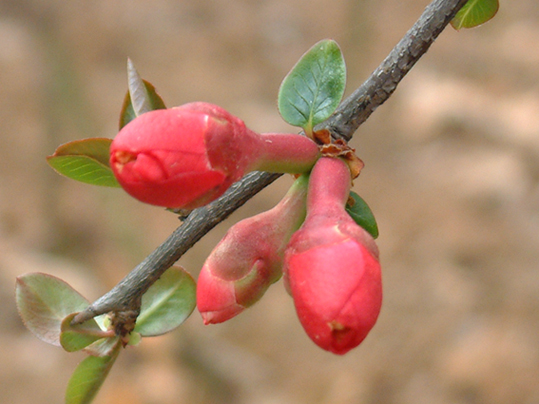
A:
[1,1,539,403]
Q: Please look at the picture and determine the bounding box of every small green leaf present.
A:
[65,342,120,404]
[47,155,119,187]
[134,266,196,337]
[119,59,166,129]
[16,273,90,346]
[451,0,499,29]
[47,138,120,187]
[49,138,112,167]
[346,192,379,239]
[119,95,137,130]
[127,331,142,346]
[60,313,113,353]
[127,58,152,117]
[84,335,121,357]
[278,39,346,135]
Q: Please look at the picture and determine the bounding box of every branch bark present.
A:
[317,0,469,141]
[73,0,468,325]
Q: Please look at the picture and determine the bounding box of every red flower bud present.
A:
[110,102,319,209]
[284,157,382,355]
[197,175,308,324]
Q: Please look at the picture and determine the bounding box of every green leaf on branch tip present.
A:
[60,313,113,353]
[278,39,346,135]
[346,192,379,239]
[134,266,196,337]
[16,273,90,346]
[65,341,120,404]
[119,59,166,129]
[47,138,120,187]
[451,0,499,30]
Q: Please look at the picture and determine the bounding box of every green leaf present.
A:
[134,266,196,337]
[84,335,121,357]
[119,94,138,130]
[60,313,113,353]
[47,138,120,187]
[16,273,90,346]
[451,0,499,29]
[119,59,166,129]
[126,331,142,346]
[346,192,379,239]
[278,39,346,135]
[127,58,152,117]
[65,342,120,404]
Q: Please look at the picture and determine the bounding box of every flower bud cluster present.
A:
[110,103,381,354]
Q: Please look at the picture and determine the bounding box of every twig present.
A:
[73,0,468,325]
[317,0,469,141]
[73,171,281,323]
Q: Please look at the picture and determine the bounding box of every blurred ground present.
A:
[1,0,539,403]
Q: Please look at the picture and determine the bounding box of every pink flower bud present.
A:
[197,175,309,324]
[110,102,319,209]
[284,157,382,355]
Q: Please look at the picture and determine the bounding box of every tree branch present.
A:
[73,171,281,323]
[73,0,468,325]
[317,0,469,140]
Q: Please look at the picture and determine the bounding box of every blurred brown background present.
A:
[1,1,539,403]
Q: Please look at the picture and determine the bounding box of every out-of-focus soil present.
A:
[1,1,539,403]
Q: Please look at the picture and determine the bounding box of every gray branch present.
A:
[318,0,469,141]
[73,0,468,325]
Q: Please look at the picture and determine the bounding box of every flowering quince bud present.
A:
[283,157,382,355]
[197,174,309,324]
[110,102,320,209]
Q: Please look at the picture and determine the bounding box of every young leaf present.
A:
[451,0,499,30]
[47,138,120,187]
[119,59,166,129]
[16,273,90,346]
[60,313,114,353]
[65,342,121,404]
[278,39,346,135]
[84,335,121,357]
[127,58,152,117]
[134,266,196,337]
[126,331,142,347]
[346,191,379,239]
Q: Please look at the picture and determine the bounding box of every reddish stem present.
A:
[254,133,320,174]
[306,157,351,217]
